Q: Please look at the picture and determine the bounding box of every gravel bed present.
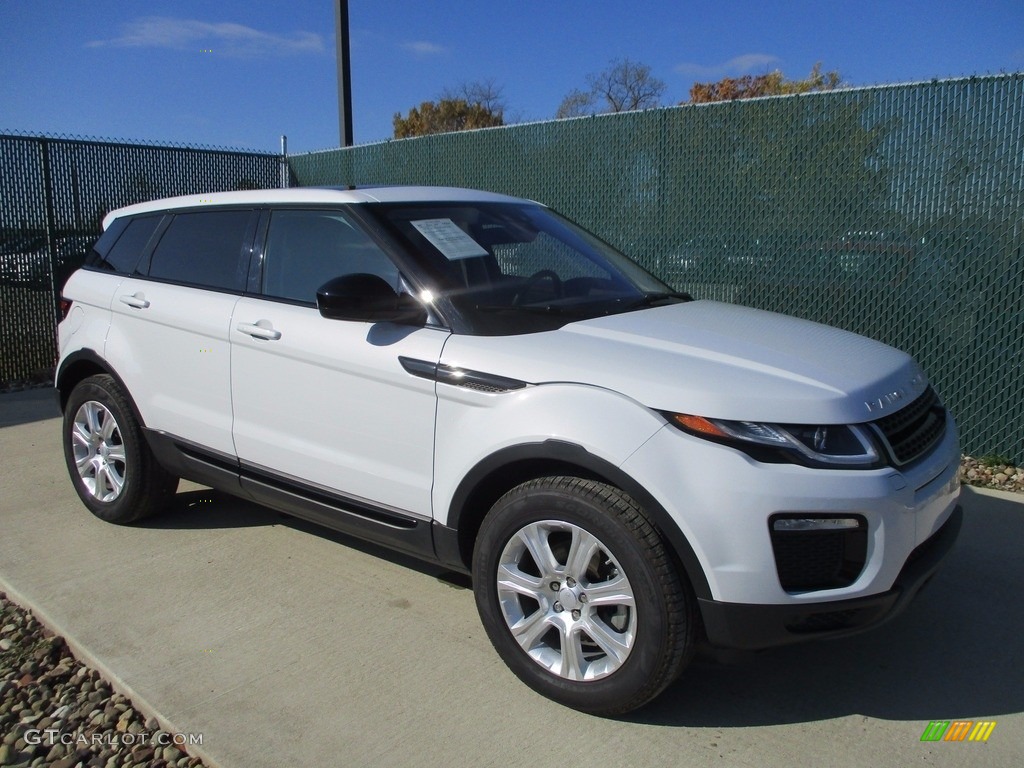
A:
[0,594,208,768]
[959,456,1024,493]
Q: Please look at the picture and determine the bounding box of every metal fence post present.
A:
[280,135,289,189]
[38,138,61,335]
[2,131,281,387]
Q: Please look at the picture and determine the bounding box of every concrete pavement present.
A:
[1,387,1021,767]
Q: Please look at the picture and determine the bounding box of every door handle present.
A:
[119,293,150,309]
[236,321,282,341]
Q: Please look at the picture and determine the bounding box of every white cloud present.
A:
[675,53,781,80]
[402,41,448,56]
[86,16,326,57]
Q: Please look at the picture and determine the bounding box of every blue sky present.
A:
[3,1,1023,154]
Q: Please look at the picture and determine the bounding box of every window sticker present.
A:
[411,219,488,260]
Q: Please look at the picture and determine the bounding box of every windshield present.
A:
[365,201,675,335]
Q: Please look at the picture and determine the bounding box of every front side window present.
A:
[147,210,253,291]
[261,209,401,303]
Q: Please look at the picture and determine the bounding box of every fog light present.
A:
[769,515,869,591]
[772,517,861,531]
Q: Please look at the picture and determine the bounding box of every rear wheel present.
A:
[473,476,696,715]
[62,374,178,524]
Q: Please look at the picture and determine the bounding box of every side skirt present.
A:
[143,429,438,562]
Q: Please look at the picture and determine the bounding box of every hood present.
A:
[439,301,926,424]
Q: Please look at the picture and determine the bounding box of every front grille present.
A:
[769,520,868,592]
[870,386,947,466]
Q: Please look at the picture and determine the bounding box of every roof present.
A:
[102,186,535,229]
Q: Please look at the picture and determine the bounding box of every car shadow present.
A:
[141,487,473,589]
[628,488,1024,726]
[0,387,60,427]
[137,488,282,529]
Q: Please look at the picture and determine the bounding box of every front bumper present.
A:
[698,504,962,649]
[620,413,961,605]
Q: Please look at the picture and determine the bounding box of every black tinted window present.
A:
[148,210,252,291]
[88,215,160,274]
[262,209,400,303]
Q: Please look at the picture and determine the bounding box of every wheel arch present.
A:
[443,439,712,600]
[56,350,139,424]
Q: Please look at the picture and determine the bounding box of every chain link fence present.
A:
[2,75,1021,458]
[0,133,281,388]
[291,74,1024,460]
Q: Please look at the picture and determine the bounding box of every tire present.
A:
[62,374,178,524]
[473,476,696,715]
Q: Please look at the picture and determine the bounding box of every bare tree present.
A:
[555,88,598,119]
[556,59,666,118]
[441,78,506,116]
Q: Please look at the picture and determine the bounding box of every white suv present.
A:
[56,187,962,714]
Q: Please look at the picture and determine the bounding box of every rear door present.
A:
[106,208,257,456]
[229,208,446,521]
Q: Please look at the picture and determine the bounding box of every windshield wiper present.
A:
[475,303,567,315]
[616,291,693,312]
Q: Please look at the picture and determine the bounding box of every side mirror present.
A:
[316,274,427,325]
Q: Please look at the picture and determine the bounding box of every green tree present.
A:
[556,59,666,118]
[688,63,842,103]
[393,86,504,138]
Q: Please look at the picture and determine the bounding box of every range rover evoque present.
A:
[56,186,962,715]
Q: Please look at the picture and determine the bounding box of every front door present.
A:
[229,208,446,521]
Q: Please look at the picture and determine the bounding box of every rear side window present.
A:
[261,209,400,303]
[87,215,161,274]
[148,210,253,291]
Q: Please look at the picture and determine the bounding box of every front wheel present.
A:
[62,374,178,524]
[473,477,696,715]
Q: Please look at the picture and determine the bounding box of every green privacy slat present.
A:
[291,75,1024,460]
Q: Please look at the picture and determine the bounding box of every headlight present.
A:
[669,414,881,468]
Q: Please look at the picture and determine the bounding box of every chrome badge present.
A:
[865,373,927,414]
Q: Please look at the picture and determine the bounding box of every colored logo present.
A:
[920,720,996,742]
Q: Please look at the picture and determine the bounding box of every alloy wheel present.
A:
[496,519,636,681]
[70,400,126,502]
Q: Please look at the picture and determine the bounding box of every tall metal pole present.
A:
[334,0,354,147]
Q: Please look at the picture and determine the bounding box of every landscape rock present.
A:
[0,595,209,768]
[959,456,1024,493]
